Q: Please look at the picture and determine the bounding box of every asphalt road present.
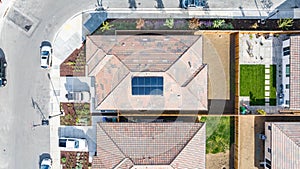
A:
[0,0,95,168]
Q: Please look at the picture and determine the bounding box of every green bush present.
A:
[277,18,293,30]
[213,19,225,28]
[61,157,67,163]
[164,18,174,29]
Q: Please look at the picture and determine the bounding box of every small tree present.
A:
[189,18,199,29]
[213,19,225,29]
[136,18,145,30]
[164,18,174,29]
[100,21,113,32]
[277,18,293,30]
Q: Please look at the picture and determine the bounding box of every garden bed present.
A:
[60,103,91,126]
[60,44,86,76]
[61,151,91,169]
[93,18,300,35]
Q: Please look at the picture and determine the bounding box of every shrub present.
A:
[199,20,213,29]
[163,18,174,29]
[249,34,254,40]
[277,18,293,30]
[250,22,259,29]
[222,23,234,30]
[213,19,225,28]
[136,18,145,30]
[100,21,113,32]
[189,18,200,29]
[61,157,67,163]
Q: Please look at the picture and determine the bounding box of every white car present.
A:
[40,158,52,169]
[59,137,88,152]
[40,41,52,69]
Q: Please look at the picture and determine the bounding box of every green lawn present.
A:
[240,65,265,105]
[200,116,234,154]
[269,65,277,106]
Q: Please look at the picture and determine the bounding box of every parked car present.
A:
[59,137,88,152]
[0,48,7,87]
[65,91,91,102]
[40,41,52,69]
[40,158,52,169]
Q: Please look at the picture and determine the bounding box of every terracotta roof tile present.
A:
[92,123,206,168]
[86,35,207,111]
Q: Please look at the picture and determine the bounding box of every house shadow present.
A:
[58,126,97,153]
[58,126,86,138]
[264,0,300,19]
[207,33,237,115]
[64,77,90,92]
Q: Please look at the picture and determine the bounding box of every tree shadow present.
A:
[128,0,137,8]
[156,0,165,8]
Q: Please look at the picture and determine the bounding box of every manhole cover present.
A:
[7,7,39,36]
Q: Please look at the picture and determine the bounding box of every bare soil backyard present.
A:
[206,151,230,169]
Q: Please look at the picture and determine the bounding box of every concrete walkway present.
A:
[265,65,270,106]
[106,8,300,19]
[49,10,107,168]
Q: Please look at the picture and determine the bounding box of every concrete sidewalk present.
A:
[106,8,300,19]
[49,10,106,169]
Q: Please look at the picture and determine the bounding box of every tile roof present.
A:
[86,35,207,111]
[290,35,300,110]
[266,122,300,169]
[92,123,206,169]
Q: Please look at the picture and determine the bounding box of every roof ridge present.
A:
[86,36,105,63]
[165,36,201,72]
[114,157,134,169]
[181,64,207,87]
[96,71,130,107]
[169,123,203,164]
[98,123,129,166]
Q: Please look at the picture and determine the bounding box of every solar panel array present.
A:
[132,77,163,95]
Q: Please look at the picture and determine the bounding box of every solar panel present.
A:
[132,77,163,95]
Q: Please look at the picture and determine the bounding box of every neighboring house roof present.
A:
[265,122,300,169]
[290,35,300,110]
[92,123,206,169]
[86,35,208,111]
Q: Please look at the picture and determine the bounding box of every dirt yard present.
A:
[239,116,260,169]
[202,33,231,100]
[206,151,230,169]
